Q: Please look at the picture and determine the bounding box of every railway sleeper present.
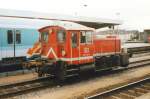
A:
[127,89,142,96]
[141,85,150,90]
[113,93,132,99]
[119,92,136,99]
[110,95,122,99]
[129,89,144,96]
[133,88,148,93]
[123,91,138,97]
[135,87,149,92]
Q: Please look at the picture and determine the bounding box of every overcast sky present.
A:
[0,0,149,31]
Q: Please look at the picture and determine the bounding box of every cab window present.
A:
[41,32,49,42]
[86,31,92,43]
[80,31,86,43]
[80,31,92,44]
[57,30,66,43]
[71,32,77,48]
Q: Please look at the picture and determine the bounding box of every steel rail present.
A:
[0,76,54,98]
[86,77,150,99]
[132,51,150,58]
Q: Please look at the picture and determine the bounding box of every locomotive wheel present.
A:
[55,61,67,82]
[95,56,107,70]
[99,56,107,67]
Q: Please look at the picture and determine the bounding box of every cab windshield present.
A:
[41,32,49,42]
[57,30,66,43]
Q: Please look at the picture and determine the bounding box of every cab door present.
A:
[79,31,94,64]
[71,31,79,64]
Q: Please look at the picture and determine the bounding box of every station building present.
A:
[96,29,141,43]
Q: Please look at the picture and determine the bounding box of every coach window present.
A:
[57,30,66,43]
[16,30,21,44]
[7,30,13,44]
[72,32,77,48]
[80,31,86,43]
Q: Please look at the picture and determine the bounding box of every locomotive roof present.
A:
[0,9,122,29]
[39,23,94,31]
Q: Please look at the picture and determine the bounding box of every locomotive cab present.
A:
[27,26,67,60]
[33,26,94,65]
[39,26,66,60]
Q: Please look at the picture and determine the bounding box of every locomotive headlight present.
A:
[62,50,66,56]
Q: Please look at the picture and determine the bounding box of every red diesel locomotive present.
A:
[25,25,129,81]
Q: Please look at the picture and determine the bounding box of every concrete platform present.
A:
[129,55,150,63]
[122,42,150,48]
[0,69,35,78]
[0,72,37,85]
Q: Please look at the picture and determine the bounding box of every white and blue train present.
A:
[0,27,39,60]
[0,16,55,60]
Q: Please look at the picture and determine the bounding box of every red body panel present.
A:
[28,26,121,65]
[94,37,121,55]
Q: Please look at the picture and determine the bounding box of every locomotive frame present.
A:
[24,25,129,81]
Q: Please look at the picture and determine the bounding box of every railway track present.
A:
[113,58,150,71]
[86,77,150,99]
[0,58,150,98]
[0,76,53,98]
[132,51,150,58]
